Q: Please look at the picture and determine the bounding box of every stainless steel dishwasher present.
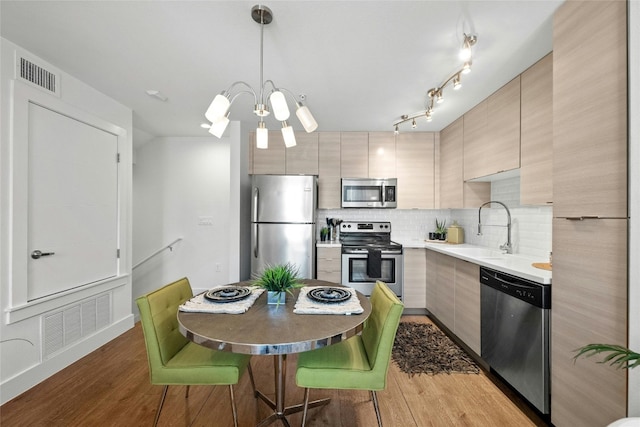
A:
[480,267,551,415]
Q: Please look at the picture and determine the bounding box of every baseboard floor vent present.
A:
[15,51,61,97]
[42,292,112,359]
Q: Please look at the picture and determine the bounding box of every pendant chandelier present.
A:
[393,33,477,132]
[204,4,318,148]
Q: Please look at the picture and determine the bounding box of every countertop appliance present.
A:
[480,267,551,415]
[341,178,397,208]
[251,175,317,279]
[340,221,403,298]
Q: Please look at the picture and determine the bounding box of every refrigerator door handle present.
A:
[252,187,259,222]
[253,223,259,258]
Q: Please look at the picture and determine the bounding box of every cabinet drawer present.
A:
[317,270,341,283]
[317,258,340,272]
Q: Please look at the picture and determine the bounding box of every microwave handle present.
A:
[381,183,386,207]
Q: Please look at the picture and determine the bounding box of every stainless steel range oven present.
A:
[340,221,403,298]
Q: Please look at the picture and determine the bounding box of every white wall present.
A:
[0,38,133,404]
[132,125,244,307]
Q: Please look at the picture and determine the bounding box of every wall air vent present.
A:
[42,292,112,359]
[16,52,61,97]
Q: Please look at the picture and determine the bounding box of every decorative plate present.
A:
[204,286,252,303]
[308,287,352,304]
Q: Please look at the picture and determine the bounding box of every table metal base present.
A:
[254,354,330,427]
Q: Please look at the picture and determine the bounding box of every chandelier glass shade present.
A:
[204,5,318,148]
[394,33,477,132]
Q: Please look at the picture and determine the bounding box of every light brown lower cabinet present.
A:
[434,252,455,330]
[403,248,427,310]
[426,250,481,356]
[316,247,341,283]
[454,260,481,355]
[551,218,627,427]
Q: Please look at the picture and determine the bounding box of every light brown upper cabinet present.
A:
[396,132,435,209]
[340,132,369,178]
[520,53,553,206]
[463,77,521,180]
[368,132,396,178]
[553,4,627,219]
[487,76,521,172]
[318,132,341,209]
[440,118,489,209]
[251,131,286,174]
[462,101,488,181]
[285,132,318,175]
[250,131,319,175]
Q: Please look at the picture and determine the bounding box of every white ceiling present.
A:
[1,1,563,145]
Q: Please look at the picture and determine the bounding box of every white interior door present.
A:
[27,102,119,301]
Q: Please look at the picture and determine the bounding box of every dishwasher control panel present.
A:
[480,267,551,309]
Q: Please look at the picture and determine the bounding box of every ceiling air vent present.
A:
[16,53,61,96]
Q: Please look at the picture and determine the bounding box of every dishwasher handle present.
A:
[480,267,551,309]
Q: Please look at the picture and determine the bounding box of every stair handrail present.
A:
[133,237,183,270]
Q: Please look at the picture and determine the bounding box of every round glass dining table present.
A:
[178,279,372,427]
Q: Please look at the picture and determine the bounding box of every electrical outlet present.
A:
[198,216,214,226]
[215,263,221,272]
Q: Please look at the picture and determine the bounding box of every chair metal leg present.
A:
[229,384,239,427]
[301,388,310,427]
[248,362,258,398]
[370,390,382,427]
[153,385,169,427]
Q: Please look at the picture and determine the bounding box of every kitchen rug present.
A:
[392,322,480,376]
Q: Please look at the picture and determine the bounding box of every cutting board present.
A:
[532,262,552,271]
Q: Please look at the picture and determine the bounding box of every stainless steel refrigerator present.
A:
[251,175,317,279]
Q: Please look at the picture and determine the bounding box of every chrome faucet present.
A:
[478,200,512,254]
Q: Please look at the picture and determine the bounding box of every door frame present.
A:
[6,81,128,323]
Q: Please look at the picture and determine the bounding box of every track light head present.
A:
[453,74,462,90]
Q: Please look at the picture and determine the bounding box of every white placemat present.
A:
[294,286,364,315]
[179,287,265,314]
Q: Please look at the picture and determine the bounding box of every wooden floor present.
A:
[0,316,547,427]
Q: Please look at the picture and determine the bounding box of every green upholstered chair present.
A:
[295,281,404,427]
[136,277,255,427]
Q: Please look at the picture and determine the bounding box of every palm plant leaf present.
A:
[574,344,640,370]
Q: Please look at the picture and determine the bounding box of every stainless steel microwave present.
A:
[341,178,397,208]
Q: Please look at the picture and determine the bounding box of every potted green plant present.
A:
[435,218,447,240]
[320,227,329,242]
[253,263,304,305]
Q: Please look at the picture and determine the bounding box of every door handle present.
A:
[31,250,55,259]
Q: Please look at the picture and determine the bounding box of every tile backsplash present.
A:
[318,176,552,260]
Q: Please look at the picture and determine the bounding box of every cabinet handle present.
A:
[565,216,600,221]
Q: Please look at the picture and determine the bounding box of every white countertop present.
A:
[316,241,341,248]
[398,240,552,284]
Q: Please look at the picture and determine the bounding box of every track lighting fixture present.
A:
[394,32,477,131]
[204,4,318,148]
